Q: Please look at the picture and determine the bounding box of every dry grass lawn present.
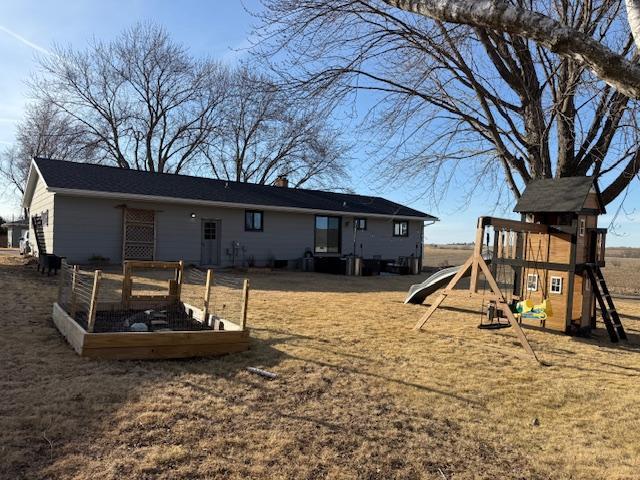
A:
[2,254,640,479]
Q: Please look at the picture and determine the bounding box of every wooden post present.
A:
[470,219,484,293]
[87,270,102,333]
[57,259,68,303]
[176,260,184,300]
[69,265,79,318]
[121,262,132,309]
[203,269,213,324]
[240,279,250,330]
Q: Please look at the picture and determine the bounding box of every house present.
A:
[21,158,437,269]
[1,219,28,249]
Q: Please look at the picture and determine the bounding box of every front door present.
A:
[201,220,220,265]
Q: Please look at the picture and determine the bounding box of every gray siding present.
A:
[50,194,425,266]
[53,196,124,263]
[28,175,55,256]
[341,217,423,259]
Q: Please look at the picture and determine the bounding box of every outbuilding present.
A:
[1,219,28,249]
[22,158,437,271]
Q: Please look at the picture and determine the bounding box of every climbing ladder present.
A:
[31,214,62,275]
[31,215,47,254]
[585,264,626,342]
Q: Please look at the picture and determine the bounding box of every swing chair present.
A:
[515,235,553,324]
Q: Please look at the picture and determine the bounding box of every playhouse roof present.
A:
[514,176,605,214]
[26,158,437,221]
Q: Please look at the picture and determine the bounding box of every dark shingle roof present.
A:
[513,177,603,214]
[34,158,436,220]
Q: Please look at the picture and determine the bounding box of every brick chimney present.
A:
[275,175,289,188]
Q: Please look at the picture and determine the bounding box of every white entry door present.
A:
[201,220,220,265]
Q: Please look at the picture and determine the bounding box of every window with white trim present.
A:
[550,276,563,294]
[526,273,538,291]
[355,218,367,230]
[579,218,585,237]
[245,210,263,232]
[393,220,409,237]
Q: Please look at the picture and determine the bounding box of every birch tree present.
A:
[256,0,640,204]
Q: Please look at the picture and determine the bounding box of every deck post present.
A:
[69,265,79,319]
[203,269,213,325]
[87,270,102,333]
[240,279,250,330]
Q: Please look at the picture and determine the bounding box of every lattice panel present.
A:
[125,208,155,224]
[125,224,154,243]
[124,244,155,260]
[123,208,155,260]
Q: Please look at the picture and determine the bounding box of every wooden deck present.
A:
[52,302,250,360]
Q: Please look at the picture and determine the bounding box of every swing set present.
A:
[413,177,626,364]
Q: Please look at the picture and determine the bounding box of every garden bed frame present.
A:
[52,260,250,360]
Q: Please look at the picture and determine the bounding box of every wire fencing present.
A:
[57,261,249,333]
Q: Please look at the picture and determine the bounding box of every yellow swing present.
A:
[516,297,553,321]
[515,236,553,322]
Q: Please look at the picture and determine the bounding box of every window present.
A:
[527,274,538,291]
[203,221,216,240]
[315,215,341,253]
[393,220,409,237]
[550,276,563,294]
[245,210,263,231]
[41,210,49,227]
[355,218,367,230]
[579,218,586,237]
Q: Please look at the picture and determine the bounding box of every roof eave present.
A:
[49,187,438,221]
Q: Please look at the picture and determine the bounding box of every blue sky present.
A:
[1,0,638,245]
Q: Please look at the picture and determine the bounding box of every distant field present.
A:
[424,244,640,296]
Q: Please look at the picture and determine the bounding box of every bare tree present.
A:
[203,65,347,188]
[0,100,93,195]
[31,22,228,174]
[256,0,640,205]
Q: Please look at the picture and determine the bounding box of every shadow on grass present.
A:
[251,326,484,407]
[0,260,290,479]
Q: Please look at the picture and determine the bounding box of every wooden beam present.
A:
[177,260,184,299]
[69,265,79,319]
[86,270,102,333]
[240,279,250,330]
[57,259,68,304]
[123,260,183,269]
[414,255,474,330]
[470,219,485,293]
[481,216,549,234]
[477,257,540,364]
[203,269,213,324]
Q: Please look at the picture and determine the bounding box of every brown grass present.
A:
[2,254,640,479]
